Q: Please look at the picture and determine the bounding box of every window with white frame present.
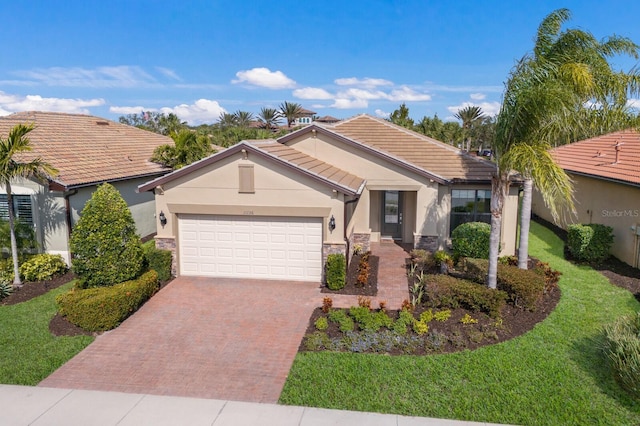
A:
[0,194,34,227]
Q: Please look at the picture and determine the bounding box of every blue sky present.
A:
[1,1,640,125]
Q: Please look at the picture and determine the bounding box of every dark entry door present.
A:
[381,191,402,239]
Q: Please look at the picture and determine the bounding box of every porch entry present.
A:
[381,190,402,239]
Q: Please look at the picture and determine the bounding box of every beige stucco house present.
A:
[533,129,640,268]
[0,111,172,263]
[139,114,520,282]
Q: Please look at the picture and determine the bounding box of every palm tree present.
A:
[232,110,254,128]
[455,106,485,151]
[487,8,640,286]
[217,112,237,129]
[257,107,281,131]
[279,101,303,128]
[0,124,57,287]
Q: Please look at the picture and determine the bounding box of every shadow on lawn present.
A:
[570,334,640,411]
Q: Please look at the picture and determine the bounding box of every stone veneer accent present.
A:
[155,237,177,277]
[349,232,371,253]
[414,235,438,251]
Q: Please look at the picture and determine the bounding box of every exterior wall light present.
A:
[159,211,167,227]
[328,215,336,231]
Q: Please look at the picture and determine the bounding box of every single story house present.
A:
[0,111,172,263]
[533,129,640,268]
[139,114,520,282]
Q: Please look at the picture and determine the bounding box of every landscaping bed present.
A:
[0,271,75,306]
[321,252,379,296]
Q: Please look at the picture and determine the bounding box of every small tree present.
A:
[70,183,143,288]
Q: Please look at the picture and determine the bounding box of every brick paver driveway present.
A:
[40,277,320,403]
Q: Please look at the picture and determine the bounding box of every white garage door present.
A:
[178,214,323,281]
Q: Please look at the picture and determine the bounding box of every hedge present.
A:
[463,258,545,311]
[326,253,346,290]
[567,223,614,263]
[451,222,491,260]
[143,244,173,282]
[56,270,159,331]
[424,274,506,318]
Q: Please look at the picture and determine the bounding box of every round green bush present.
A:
[452,222,491,260]
[70,183,143,288]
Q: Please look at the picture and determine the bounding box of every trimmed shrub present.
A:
[567,223,614,263]
[603,312,640,398]
[19,253,68,282]
[56,270,159,331]
[424,274,506,318]
[463,258,545,311]
[325,253,346,290]
[452,222,491,260]
[143,244,173,282]
[70,183,144,288]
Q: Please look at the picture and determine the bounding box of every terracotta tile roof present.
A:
[551,129,640,186]
[298,108,316,116]
[315,115,341,123]
[250,140,365,194]
[0,111,172,189]
[328,115,497,182]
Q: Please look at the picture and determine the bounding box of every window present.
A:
[450,189,490,233]
[0,194,34,226]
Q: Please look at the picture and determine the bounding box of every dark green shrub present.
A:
[424,274,506,318]
[463,258,545,311]
[56,270,159,331]
[19,253,68,282]
[143,244,173,281]
[70,183,144,288]
[325,253,346,290]
[603,312,640,398]
[452,222,491,260]
[567,223,614,263]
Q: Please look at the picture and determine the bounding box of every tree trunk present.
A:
[487,173,508,289]
[517,178,533,269]
[7,182,22,288]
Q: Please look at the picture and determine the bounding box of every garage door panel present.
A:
[179,215,322,281]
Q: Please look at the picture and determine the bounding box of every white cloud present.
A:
[387,86,431,101]
[470,93,486,100]
[13,66,157,88]
[447,101,501,117]
[337,88,388,100]
[626,98,640,109]
[335,77,393,88]
[160,99,226,125]
[331,98,369,109]
[156,67,182,81]
[375,109,390,118]
[0,91,104,115]
[109,106,148,115]
[232,67,296,89]
[293,87,333,99]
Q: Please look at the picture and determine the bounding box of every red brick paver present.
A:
[40,245,410,403]
[40,277,320,403]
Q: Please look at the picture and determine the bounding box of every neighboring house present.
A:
[139,114,520,282]
[0,111,172,263]
[315,115,341,124]
[533,129,640,268]
[293,108,316,126]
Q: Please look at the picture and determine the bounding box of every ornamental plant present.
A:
[452,222,492,260]
[70,183,143,288]
[567,223,614,263]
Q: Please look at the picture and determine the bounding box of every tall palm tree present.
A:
[232,110,254,128]
[487,8,640,286]
[455,106,485,151]
[257,107,281,131]
[0,124,57,287]
[217,112,237,129]
[279,101,303,128]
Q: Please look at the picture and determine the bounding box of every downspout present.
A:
[343,195,360,271]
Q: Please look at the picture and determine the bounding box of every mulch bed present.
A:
[303,277,561,355]
[0,271,76,306]
[321,253,379,296]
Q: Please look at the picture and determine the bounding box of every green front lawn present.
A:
[0,282,94,385]
[280,222,640,425]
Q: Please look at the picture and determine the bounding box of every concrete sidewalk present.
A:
[1,385,502,426]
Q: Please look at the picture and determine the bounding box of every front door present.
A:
[381,191,402,239]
